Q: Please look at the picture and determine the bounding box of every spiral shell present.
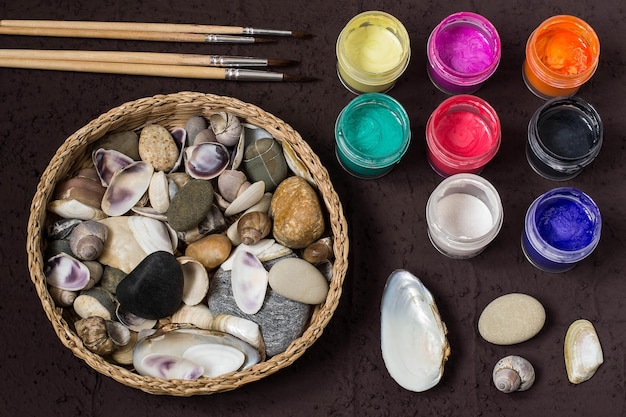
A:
[69,220,108,261]
[492,355,535,393]
[237,211,272,246]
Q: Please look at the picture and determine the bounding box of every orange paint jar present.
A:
[523,15,600,99]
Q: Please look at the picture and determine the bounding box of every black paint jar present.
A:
[527,96,603,181]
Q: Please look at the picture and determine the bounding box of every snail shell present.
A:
[69,220,108,261]
[492,355,535,393]
[75,316,116,356]
[237,211,272,246]
[218,169,250,203]
[302,237,334,264]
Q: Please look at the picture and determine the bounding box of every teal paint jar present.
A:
[335,93,411,179]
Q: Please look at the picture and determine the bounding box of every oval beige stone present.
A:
[478,293,546,345]
[138,124,179,172]
[268,257,329,305]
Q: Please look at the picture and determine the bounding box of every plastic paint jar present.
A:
[523,15,600,99]
[426,94,501,177]
[335,93,411,179]
[426,173,503,258]
[527,96,603,181]
[522,187,601,273]
[336,11,411,94]
[427,12,501,94]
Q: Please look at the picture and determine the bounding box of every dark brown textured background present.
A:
[1,1,624,415]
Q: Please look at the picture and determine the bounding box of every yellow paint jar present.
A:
[523,15,600,99]
[336,11,411,94]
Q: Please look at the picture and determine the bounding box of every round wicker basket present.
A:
[26,91,349,396]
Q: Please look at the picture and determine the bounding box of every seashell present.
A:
[171,303,213,329]
[564,319,604,384]
[92,148,134,187]
[185,115,208,144]
[47,198,107,220]
[47,218,82,240]
[224,180,265,217]
[111,330,139,365]
[184,142,230,180]
[381,269,450,392]
[168,127,187,173]
[116,305,157,332]
[231,250,268,314]
[220,238,276,271]
[210,112,243,147]
[178,256,210,305]
[302,237,334,264]
[140,353,204,380]
[75,316,117,356]
[106,320,132,347]
[218,169,250,203]
[185,233,232,270]
[148,171,170,213]
[73,287,117,320]
[44,253,90,291]
[281,139,316,185]
[229,128,246,170]
[257,242,293,262]
[242,123,272,143]
[243,137,289,192]
[53,171,107,209]
[182,343,245,377]
[492,355,536,393]
[237,211,272,246]
[133,327,263,379]
[127,216,176,255]
[209,314,266,353]
[49,286,78,308]
[167,172,192,190]
[69,220,108,261]
[226,192,273,245]
[130,206,168,221]
[101,161,154,217]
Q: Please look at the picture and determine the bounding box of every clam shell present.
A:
[182,343,245,377]
[209,314,265,353]
[140,353,204,380]
[127,216,175,255]
[184,142,230,180]
[101,161,154,217]
[148,171,171,213]
[168,127,187,173]
[381,269,450,392]
[177,256,210,305]
[220,238,275,271]
[47,199,107,220]
[223,180,265,217]
[92,148,134,187]
[44,253,90,291]
[171,303,213,329]
[564,319,604,384]
[116,305,157,332]
[231,249,268,314]
[281,139,316,185]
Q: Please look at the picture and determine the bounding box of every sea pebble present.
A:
[269,176,325,249]
[207,254,311,357]
[184,115,208,144]
[116,251,184,320]
[184,233,232,269]
[478,293,546,345]
[138,124,179,172]
[166,179,215,232]
[243,138,288,192]
[268,257,329,304]
[95,131,140,160]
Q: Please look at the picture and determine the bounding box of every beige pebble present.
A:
[138,124,179,171]
[185,233,232,269]
[478,293,546,345]
[268,257,329,304]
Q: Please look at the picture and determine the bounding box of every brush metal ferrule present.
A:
[209,56,268,67]
[204,34,257,43]
[224,68,283,81]
[241,27,292,36]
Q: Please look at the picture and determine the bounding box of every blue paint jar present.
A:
[522,187,601,273]
[527,96,603,181]
[335,93,411,179]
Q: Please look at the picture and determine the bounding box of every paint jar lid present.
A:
[335,93,411,172]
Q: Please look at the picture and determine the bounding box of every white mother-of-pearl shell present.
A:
[381,269,450,392]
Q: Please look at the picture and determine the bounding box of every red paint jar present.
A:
[425,95,501,176]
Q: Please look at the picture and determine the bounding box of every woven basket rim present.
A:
[26,91,349,396]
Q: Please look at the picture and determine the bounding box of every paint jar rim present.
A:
[426,173,504,258]
[426,94,501,174]
[524,187,602,265]
[427,12,501,87]
[335,93,411,168]
[336,11,411,89]
[527,96,603,179]
[525,15,600,90]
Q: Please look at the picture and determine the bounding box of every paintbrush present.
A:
[0,25,273,43]
[0,49,298,67]
[0,19,313,38]
[0,57,316,81]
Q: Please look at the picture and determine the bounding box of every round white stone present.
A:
[478,293,546,345]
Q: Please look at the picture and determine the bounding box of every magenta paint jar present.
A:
[427,12,501,94]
